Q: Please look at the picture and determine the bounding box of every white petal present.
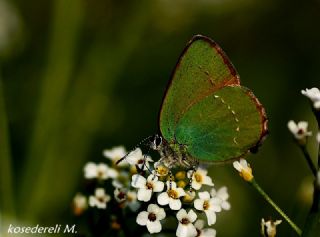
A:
[205,210,216,226]
[202,228,216,237]
[95,188,106,197]
[210,188,217,197]
[106,167,119,179]
[88,196,96,207]
[156,207,166,220]
[314,101,320,109]
[176,187,186,197]
[131,174,146,188]
[137,188,152,202]
[203,176,214,186]
[188,209,197,223]
[84,162,97,178]
[198,191,210,200]
[217,187,229,200]
[157,192,169,206]
[298,121,308,131]
[287,120,298,133]
[136,211,148,226]
[194,199,204,211]
[153,180,165,192]
[169,198,182,210]
[177,224,197,237]
[146,220,162,234]
[210,198,222,212]
[126,148,143,165]
[192,181,202,190]
[221,201,231,210]
[232,161,242,171]
[197,169,208,176]
[194,219,205,230]
[239,158,248,168]
[176,209,187,221]
[177,223,189,237]
[147,203,159,213]
[186,224,198,237]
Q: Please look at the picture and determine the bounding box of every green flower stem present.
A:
[299,145,317,177]
[250,179,302,236]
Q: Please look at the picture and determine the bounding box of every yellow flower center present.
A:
[195,173,202,183]
[203,200,210,210]
[146,182,153,190]
[240,167,254,182]
[167,189,179,199]
[156,165,169,176]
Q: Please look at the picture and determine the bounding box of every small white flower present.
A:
[210,187,231,210]
[233,159,254,182]
[131,174,164,202]
[73,193,87,215]
[301,88,320,109]
[126,190,141,212]
[114,188,127,203]
[158,181,185,210]
[261,218,282,237]
[176,209,197,237]
[136,204,166,234]
[287,120,312,140]
[194,191,221,226]
[113,188,141,211]
[89,188,111,209]
[84,162,118,180]
[194,219,216,237]
[126,148,153,170]
[103,146,127,166]
[154,161,169,176]
[187,168,214,190]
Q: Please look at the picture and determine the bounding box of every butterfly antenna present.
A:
[116,135,154,165]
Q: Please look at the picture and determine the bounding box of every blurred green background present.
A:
[1,0,320,236]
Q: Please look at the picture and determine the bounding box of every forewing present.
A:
[174,86,267,163]
[159,35,240,141]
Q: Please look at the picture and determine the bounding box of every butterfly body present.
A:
[154,137,198,169]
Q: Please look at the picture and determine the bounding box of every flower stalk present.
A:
[299,145,318,177]
[250,179,302,236]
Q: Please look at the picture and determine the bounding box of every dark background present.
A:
[1,0,320,236]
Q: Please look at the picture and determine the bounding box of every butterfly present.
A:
[119,35,268,170]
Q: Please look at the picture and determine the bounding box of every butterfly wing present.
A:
[159,35,240,142]
[174,85,267,163]
[159,35,267,163]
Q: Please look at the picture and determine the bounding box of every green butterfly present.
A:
[122,35,268,169]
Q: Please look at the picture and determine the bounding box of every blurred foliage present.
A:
[0,0,320,236]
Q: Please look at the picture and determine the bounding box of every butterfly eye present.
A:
[152,135,162,149]
[156,136,162,146]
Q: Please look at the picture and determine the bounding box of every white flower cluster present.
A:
[287,87,320,145]
[73,146,141,215]
[73,146,230,236]
[127,148,230,236]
